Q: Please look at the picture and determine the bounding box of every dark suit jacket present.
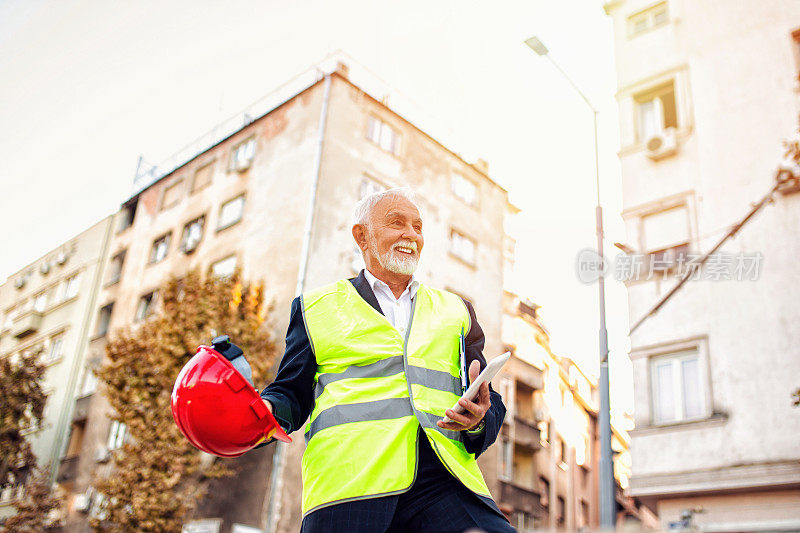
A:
[260,269,506,456]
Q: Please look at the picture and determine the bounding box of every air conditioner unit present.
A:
[14,277,26,289]
[56,251,68,265]
[645,127,678,160]
[40,262,51,275]
[74,492,92,512]
[95,446,110,463]
[234,157,252,172]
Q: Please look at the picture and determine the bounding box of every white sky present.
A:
[0,0,634,418]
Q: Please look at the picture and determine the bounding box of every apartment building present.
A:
[0,217,114,521]
[604,0,800,529]
[498,292,654,532]
[55,61,514,533]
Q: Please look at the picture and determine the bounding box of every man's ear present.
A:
[352,224,368,251]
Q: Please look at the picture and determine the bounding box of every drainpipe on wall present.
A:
[264,72,332,533]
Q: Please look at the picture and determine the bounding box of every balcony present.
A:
[12,311,42,339]
[57,455,79,483]
[499,480,546,517]
[72,394,93,422]
[513,416,542,451]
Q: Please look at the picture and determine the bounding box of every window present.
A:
[628,2,668,37]
[635,81,677,141]
[45,334,64,363]
[641,204,690,273]
[540,477,550,506]
[558,437,567,466]
[80,365,98,396]
[62,273,81,301]
[161,179,184,210]
[651,348,706,423]
[150,234,171,264]
[107,420,126,450]
[579,499,590,529]
[192,162,214,192]
[1,308,12,331]
[366,116,401,155]
[107,250,125,285]
[135,292,157,322]
[96,303,114,337]
[211,256,237,279]
[516,512,534,533]
[359,177,386,199]
[230,137,256,171]
[217,196,245,230]
[498,438,513,481]
[117,199,138,232]
[450,229,476,265]
[452,174,478,206]
[557,496,566,525]
[33,292,47,313]
[181,216,205,253]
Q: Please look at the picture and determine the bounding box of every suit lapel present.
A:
[348,269,384,316]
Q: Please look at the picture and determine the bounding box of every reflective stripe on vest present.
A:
[299,279,491,516]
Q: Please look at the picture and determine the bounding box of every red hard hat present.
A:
[171,344,291,458]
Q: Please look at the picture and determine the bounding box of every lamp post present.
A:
[525,35,616,529]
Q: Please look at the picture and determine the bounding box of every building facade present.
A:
[0,216,114,521]
[55,63,515,532]
[604,0,800,529]
[498,292,654,532]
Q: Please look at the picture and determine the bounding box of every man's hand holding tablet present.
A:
[437,351,511,431]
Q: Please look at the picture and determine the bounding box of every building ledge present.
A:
[629,412,728,435]
[629,459,800,499]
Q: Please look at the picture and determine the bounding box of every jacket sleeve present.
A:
[460,298,507,458]
[259,296,317,438]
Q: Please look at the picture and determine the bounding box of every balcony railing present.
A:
[57,455,79,483]
[498,480,546,517]
[12,311,42,339]
[513,416,542,451]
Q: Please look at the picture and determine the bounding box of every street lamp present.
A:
[525,35,616,530]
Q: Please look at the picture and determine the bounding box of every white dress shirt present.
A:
[363,269,419,336]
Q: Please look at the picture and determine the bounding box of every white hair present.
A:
[351,187,420,228]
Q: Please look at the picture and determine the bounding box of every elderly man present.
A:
[260,188,515,533]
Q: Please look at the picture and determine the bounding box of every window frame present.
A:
[96,302,114,337]
[210,255,238,279]
[62,273,81,301]
[160,178,184,211]
[451,173,479,207]
[149,233,171,264]
[191,160,215,193]
[135,291,157,322]
[180,215,206,254]
[229,137,257,171]
[449,228,478,267]
[650,348,707,424]
[631,335,714,428]
[106,250,126,286]
[627,1,669,38]
[217,195,245,231]
[634,80,678,142]
[366,116,402,156]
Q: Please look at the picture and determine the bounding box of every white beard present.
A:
[368,235,418,275]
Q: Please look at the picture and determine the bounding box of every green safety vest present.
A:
[300,279,493,516]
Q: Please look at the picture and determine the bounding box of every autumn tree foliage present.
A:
[0,350,61,532]
[91,270,278,532]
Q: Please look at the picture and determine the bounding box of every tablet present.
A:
[441,351,511,424]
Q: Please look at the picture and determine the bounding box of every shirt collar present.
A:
[363,269,420,300]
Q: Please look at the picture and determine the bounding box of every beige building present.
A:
[55,61,514,533]
[604,0,800,530]
[0,217,114,521]
[498,292,654,532]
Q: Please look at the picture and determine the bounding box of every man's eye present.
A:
[414,226,422,232]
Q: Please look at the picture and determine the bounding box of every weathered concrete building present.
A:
[0,217,114,521]
[604,0,800,529]
[497,292,655,532]
[56,61,515,532]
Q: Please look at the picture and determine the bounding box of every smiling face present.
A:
[353,195,424,281]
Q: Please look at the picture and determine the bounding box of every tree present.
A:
[91,270,278,532]
[0,350,61,532]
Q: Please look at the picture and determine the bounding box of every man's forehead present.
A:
[374,197,421,221]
